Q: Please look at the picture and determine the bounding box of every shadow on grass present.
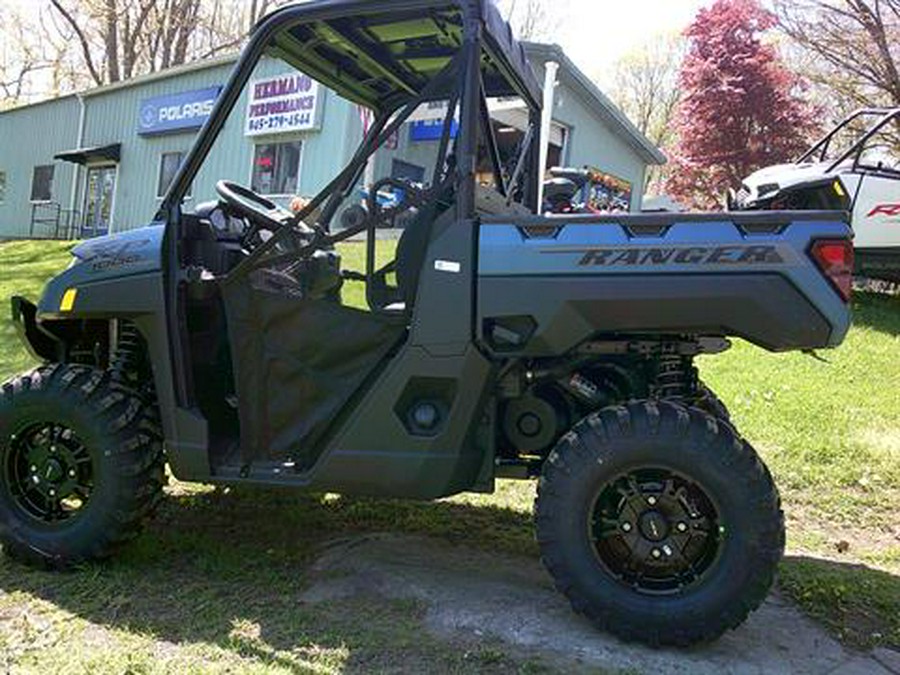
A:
[0,488,540,673]
[780,554,900,651]
[851,291,900,336]
[6,488,898,667]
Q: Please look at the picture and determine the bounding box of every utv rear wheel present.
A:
[535,400,783,646]
[695,382,730,421]
[0,365,164,568]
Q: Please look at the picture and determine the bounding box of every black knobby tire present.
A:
[0,364,165,568]
[695,382,730,422]
[535,400,783,646]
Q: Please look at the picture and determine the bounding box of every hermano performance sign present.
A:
[138,86,222,136]
[246,73,321,136]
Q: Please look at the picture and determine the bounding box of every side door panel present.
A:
[852,172,900,249]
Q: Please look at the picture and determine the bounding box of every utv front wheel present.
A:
[0,365,164,568]
[535,400,783,646]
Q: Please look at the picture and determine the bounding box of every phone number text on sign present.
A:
[245,73,321,136]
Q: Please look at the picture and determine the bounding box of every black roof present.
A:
[256,0,541,113]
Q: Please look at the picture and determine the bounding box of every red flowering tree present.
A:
[666,0,818,209]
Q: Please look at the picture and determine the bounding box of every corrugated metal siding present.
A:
[556,84,648,211]
[0,97,82,237]
[79,56,362,232]
[0,49,652,236]
[81,62,236,229]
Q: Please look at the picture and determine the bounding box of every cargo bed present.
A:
[477,210,851,354]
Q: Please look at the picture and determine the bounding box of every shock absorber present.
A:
[654,352,692,400]
[109,320,144,385]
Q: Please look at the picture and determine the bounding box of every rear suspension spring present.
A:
[653,353,693,400]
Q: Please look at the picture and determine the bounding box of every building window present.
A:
[158,152,191,198]
[30,165,55,202]
[0,171,6,204]
[251,141,302,196]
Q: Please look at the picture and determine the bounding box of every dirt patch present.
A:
[299,533,895,675]
[785,499,900,566]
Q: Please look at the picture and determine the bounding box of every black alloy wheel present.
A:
[590,467,722,596]
[4,422,95,525]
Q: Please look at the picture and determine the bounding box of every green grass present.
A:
[0,240,78,376]
[698,291,900,648]
[0,237,898,668]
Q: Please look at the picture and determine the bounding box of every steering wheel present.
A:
[215,180,314,247]
[366,177,428,222]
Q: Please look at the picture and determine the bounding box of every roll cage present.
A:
[798,107,900,174]
[156,0,544,408]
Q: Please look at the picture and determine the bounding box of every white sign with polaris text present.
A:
[245,73,321,136]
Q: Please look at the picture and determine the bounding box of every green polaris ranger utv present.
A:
[1,0,853,646]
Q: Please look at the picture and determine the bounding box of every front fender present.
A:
[37,271,166,320]
[12,223,210,481]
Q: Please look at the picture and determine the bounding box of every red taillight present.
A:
[810,239,854,302]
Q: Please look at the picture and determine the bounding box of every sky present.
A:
[500,0,714,87]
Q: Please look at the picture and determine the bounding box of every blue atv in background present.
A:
[0,0,853,647]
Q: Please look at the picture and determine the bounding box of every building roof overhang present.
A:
[55,143,122,165]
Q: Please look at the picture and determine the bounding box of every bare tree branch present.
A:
[607,33,685,191]
[776,0,900,112]
[495,0,566,41]
[49,0,104,86]
[4,0,294,102]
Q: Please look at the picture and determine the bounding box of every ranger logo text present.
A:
[575,245,784,267]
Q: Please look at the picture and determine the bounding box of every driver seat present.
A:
[383,190,450,312]
[387,184,529,312]
[393,212,437,309]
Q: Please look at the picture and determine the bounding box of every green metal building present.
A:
[0,43,664,239]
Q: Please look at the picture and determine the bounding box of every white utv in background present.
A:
[730,108,900,282]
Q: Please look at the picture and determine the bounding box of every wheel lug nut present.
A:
[32,476,40,484]
[68,469,76,478]
[621,522,632,532]
[647,496,657,506]
[677,522,688,533]
[662,544,673,557]
[50,446,57,453]
[30,465,37,473]
[49,489,56,497]
[651,548,661,559]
